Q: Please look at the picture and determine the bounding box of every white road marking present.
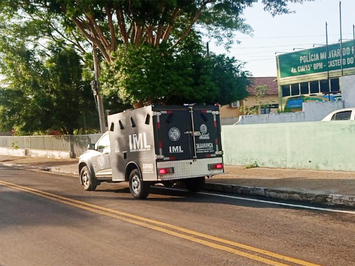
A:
[198,191,355,215]
[154,186,355,215]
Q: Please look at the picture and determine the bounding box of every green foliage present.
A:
[254,85,269,100]
[0,0,313,62]
[241,85,275,115]
[0,43,98,134]
[0,0,312,134]
[11,142,19,149]
[210,54,251,104]
[101,44,181,105]
[245,161,259,169]
[0,1,99,134]
[101,43,251,106]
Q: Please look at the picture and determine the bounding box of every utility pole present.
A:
[326,22,329,82]
[92,45,106,133]
[339,1,343,76]
[353,25,355,74]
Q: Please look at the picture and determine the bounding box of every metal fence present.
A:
[0,134,102,158]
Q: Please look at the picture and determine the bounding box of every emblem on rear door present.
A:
[168,127,181,141]
[199,124,210,140]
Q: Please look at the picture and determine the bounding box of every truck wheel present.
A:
[80,165,97,191]
[129,169,150,199]
[185,177,205,192]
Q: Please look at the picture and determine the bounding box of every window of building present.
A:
[320,80,330,93]
[261,107,270,114]
[330,78,340,92]
[230,101,240,108]
[310,81,319,93]
[282,85,290,97]
[291,84,299,96]
[300,82,309,94]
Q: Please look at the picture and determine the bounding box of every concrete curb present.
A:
[46,167,77,176]
[204,183,355,208]
[1,162,77,176]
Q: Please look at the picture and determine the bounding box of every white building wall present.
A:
[223,75,355,125]
[303,100,345,121]
[341,75,355,108]
[236,100,344,125]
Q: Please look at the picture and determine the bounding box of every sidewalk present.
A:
[0,155,354,207]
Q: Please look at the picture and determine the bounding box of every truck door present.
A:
[192,105,222,159]
[92,132,112,179]
[154,106,193,161]
[153,105,222,161]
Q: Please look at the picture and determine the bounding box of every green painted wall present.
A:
[222,121,355,171]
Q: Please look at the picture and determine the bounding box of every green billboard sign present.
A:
[278,40,355,78]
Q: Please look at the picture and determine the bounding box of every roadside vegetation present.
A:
[0,0,311,135]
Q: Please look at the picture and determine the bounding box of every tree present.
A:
[209,54,250,105]
[0,0,312,121]
[0,0,312,62]
[0,3,101,134]
[100,41,251,106]
[0,40,97,134]
[254,85,270,114]
[46,46,98,134]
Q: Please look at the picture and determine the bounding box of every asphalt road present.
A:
[0,165,354,266]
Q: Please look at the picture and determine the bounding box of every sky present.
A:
[209,0,355,77]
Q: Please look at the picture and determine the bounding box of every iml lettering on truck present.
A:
[169,146,184,153]
[129,133,151,152]
[168,127,184,154]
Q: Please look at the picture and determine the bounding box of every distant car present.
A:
[321,108,355,121]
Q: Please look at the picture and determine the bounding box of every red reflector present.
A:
[158,168,174,175]
[215,163,223,169]
[209,163,223,170]
[159,169,167,175]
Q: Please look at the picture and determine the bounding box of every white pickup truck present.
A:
[78,104,224,199]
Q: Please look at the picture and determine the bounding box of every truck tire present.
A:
[129,169,150,199]
[80,165,97,191]
[185,177,205,192]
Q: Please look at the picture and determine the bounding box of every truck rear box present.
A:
[107,105,224,182]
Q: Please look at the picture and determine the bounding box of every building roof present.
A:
[248,77,278,96]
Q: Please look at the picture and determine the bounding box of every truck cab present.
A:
[78,132,111,190]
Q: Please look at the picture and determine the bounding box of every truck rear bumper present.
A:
[156,157,223,181]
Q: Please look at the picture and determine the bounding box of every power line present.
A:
[230,43,318,50]
[234,32,354,40]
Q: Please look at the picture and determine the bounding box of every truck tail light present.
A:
[158,167,174,175]
[208,163,223,170]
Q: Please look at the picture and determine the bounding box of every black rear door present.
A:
[153,105,222,161]
[153,105,192,161]
[192,105,222,159]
